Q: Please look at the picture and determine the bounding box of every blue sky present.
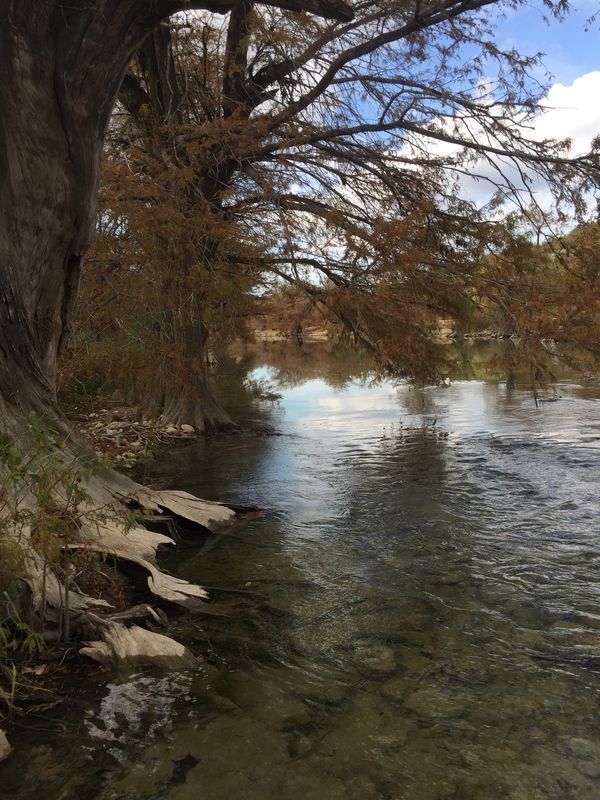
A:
[495,1,599,84]
[432,1,600,213]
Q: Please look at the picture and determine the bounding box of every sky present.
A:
[495,1,599,86]
[492,0,599,155]
[438,1,600,214]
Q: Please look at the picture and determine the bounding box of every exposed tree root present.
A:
[71,523,209,607]
[18,467,237,673]
[80,616,198,670]
[0,729,11,762]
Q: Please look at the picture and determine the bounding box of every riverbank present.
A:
[0,398,247,761]
[64,400,200,470]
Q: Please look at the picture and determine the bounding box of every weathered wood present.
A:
[80,617,198,670]
[72,520,210,607]
[143,489,236,530]
[0,730,11,762]
[25,544,112,615]
[10,472,236,668]
[93,470,236,531]
[107,603,168,627]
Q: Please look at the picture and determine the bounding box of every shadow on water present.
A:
[4,341,600,799]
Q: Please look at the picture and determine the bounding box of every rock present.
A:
[300,684,348,707]
[564,737,600,777]
[437,572,469,585]
[288,734,312,758]
[180,424,195,434]
[353,642,397,675]
[380,675,407,702]
[0,730,12,762]
[403,686,465,718]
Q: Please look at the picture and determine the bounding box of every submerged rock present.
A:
[380,675,407,702]
[403,686,465,718]
[353,642,397,675]
[564,737,600,778]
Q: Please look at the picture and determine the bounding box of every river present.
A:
[4,342,600,799]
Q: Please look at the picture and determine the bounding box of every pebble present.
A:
[74,407,200,472]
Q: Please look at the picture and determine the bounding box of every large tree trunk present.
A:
[0,3,158,438]
[160,310,237,433]
[120,32,237,434]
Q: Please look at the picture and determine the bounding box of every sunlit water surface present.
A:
[4,345,600,799]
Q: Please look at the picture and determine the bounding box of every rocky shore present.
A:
[69,404,202,470]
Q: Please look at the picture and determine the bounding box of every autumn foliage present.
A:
[60,2,600,413]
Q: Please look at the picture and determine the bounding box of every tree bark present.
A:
[160,308,237,433]
[0,2,163,439]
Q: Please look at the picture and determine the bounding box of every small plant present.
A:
[0,593,44,722]
[0,414,108,714]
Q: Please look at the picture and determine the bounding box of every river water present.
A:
[4,343,600,799]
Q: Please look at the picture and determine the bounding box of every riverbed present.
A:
[4,343,600,799]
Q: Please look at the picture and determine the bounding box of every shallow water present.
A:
[5,344,600,799]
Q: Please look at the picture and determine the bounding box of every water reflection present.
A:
[4,342,600,800]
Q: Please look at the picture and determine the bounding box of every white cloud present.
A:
[419,71,600,214]
[535,71,600,154]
